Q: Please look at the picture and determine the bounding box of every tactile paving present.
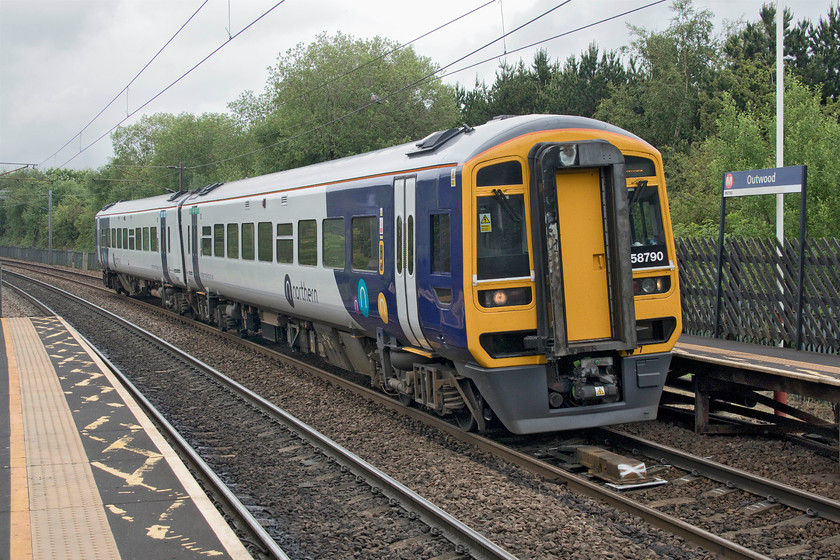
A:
[7,317,121,559]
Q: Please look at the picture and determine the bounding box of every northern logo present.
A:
[284,274,318,307]
[284,274,294,308]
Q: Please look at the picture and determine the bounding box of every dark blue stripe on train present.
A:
[325,167,469,361]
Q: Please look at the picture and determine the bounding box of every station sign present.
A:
[723,165,805,197]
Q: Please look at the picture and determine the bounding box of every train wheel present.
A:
[453,380,486,432]
[453,406,477,432]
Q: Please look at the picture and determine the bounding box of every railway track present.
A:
[6,263,840,559]
[6,270,516,560]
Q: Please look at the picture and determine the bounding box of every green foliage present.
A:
[237,32,460,173]
[111,112,254,192]
[669,78,840,238]
[457,46,633,125]
[5,0,840,251]
[723,3,840,104]
[595,0,720,153]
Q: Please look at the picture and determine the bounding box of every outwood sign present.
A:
[723,165,805,197]
[715,165,808,348]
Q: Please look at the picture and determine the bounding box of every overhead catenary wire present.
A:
[41,0,210,168]
[198,0,672,170]
[209,0,669,170]
[50,0,666,176]
[440,0,668,80]
[57,2,497,177]
[259,1,498,118]
[194,0,577,169]
[57,0,287,169]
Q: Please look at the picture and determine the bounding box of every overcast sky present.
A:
[0,0,836,171]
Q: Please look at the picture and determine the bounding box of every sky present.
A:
[0,0,837,171]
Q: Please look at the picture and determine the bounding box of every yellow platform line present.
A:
[6,317,121,559]
[6,318,32,560]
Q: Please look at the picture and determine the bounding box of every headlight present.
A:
[557,144,578,166]
[479,287,532,308]
[633,276,671,296]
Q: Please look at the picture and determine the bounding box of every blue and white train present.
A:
[96,114,682,434]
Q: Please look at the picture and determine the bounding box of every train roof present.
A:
[97,114,649,216]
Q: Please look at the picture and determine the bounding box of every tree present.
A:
[543,43,634,118]
[456,78,494,127]
[111,112,253,193]
[808,5,840,102]
[722,4,840,105]
[235,32,461,173]
[456,46,631,125]
[669,77,840,238]
[595,0,720,154]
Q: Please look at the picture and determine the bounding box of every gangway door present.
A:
[556,168,612,341]
[527,140,636,358]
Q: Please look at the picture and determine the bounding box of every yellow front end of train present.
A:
[457,127,681,433]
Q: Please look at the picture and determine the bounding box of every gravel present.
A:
[10,269,840,559]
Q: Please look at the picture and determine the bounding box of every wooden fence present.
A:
[676,237,840,354]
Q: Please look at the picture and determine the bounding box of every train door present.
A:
[96,216,109,269]
[555,169,611,341]
[394,176,431,348]
[527,140,636,357]
[188,206,205,291]
[159,210,173,284]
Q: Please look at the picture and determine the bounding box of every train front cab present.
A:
[461,133,681,434]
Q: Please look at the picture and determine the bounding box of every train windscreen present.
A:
[476,193,530,280]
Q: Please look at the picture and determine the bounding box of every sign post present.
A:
[714,166,807,348]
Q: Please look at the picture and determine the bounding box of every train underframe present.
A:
[103,270,668,434]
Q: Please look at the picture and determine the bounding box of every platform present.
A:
[1,316,252,560]
[671,334,840,446]
[675,334,840,387]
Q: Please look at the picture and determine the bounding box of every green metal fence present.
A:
[0,246,98,271]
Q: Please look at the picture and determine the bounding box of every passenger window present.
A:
[143,227,150,251]
[431,213,450,274]
[128,229,135,251]
[150,227,158,252]
[258,221,273,262]
[202,226,212,256]
[298,220,317,266]
[352,216,377,271]
[123,228,128,250]
[242,223,255,260]
[276,223,293,263]
[135,228,142,250]
[227,224,239,258]
[322,218,345,269]
[214,224,224,256]
[407,215,414,275]
[396,216,403,273]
